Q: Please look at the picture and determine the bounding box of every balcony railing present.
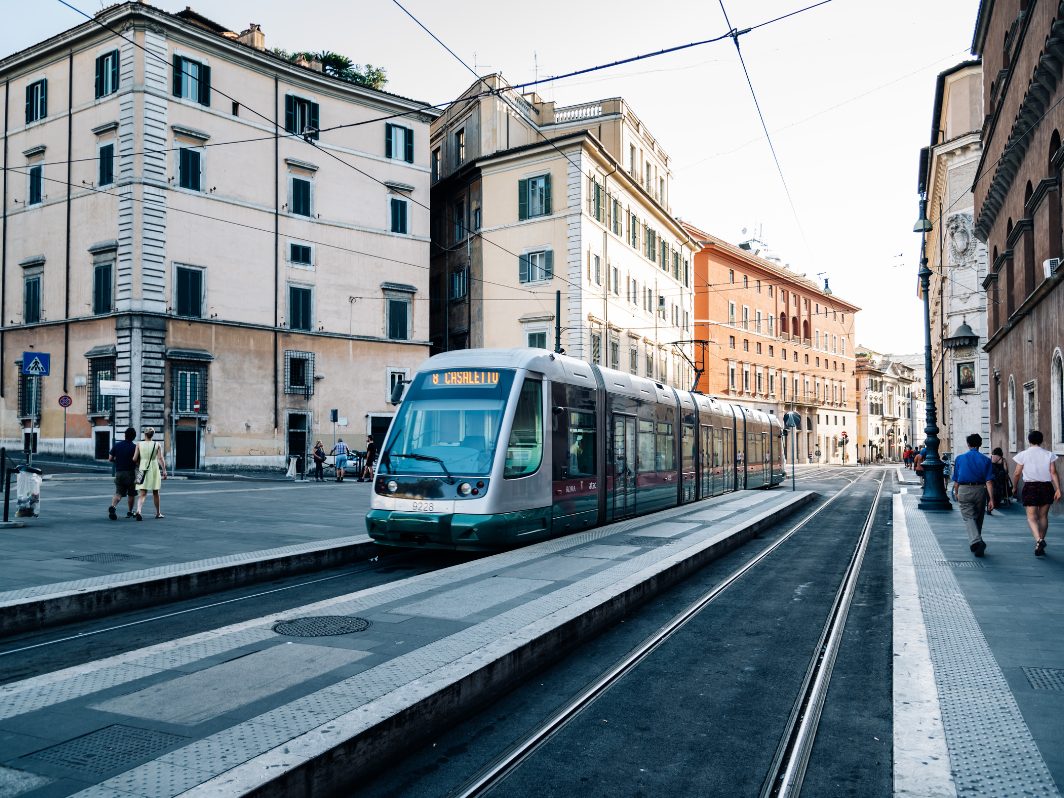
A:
[554,102,603,123]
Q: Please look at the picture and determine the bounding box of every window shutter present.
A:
[404,127,414,163]
[39,80,46,119]
[545,250,554,279]
[24,84,31,123]
[543,173,552,215]
[172,55,182,96]
[519,254,530,283]
[110,51,120,93]
[284,95,296,134]
[95,54,104,98]
[385,124,393,159]
[198,64,211,106]
[518,179,528,220]
[309,102,320,139]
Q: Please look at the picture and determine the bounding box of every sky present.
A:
[1,0,983,353]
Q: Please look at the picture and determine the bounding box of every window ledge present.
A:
[92,121,119,136]
[22,145,46,158]
[172,124,210,142]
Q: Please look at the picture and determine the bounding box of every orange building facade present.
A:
[683,224,860,463]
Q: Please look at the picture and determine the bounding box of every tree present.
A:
[269,48,388,90]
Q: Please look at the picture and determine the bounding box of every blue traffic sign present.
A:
[21,352,50,376]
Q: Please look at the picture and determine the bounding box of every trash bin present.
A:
[15,466,42,518]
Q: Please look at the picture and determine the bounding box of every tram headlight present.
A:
[386,480,398,493]
[458,482,473,496]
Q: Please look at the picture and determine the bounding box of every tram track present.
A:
[445,470,885,798]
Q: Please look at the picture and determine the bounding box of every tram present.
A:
[366,349,786,550]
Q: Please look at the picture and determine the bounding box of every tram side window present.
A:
[656,421,675,470]
[568,410,596,477]
[505,380,543,478]
[682,423,696,471]
[638,419,655,472]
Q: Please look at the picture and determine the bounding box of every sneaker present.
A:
[126,511,135,518]
[108,505,117,521]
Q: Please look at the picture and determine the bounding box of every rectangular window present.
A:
[590,178,603,221]
[449,268,467,299]
[390,197,408,234]
[590,332,602,365]
[290,177,312,216]
[175,265,203,318]
[385,123,414,163]
[93,260,113,314]
[18,371,42,418]
[592,254,601,285]
[284,350,315,395]
[729,364,736,390]
[527,330,547,349]
[95,49,120,98]
[630,211,639,248]
[284,94,319,139]
[175,368,205,413]
[178,147,202,191]
[630,346,638,374]
[98,143,115,186]
[647,353,654,378]
[289,285,313,331]
[387,297,409,340]
[89,358,115,415]
[612,198,622,235]
[25,79,47,123]
[431,147,441,181]
[755,310,762,333]
[519,250,554,283]
[610,265,619,295]
[28,165,43,205]
[728,302,736,325]
[289,243,313,266]
[24,274,41,323]
[454,129,465,164]
[454,199,466,241]
[518,174,552,219]
[609,338,620,370]
[172,55,210,105]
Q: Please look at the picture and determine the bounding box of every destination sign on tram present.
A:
[428,370,501,388]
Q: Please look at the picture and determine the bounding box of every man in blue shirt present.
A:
[108,427,138,520]
[952,433,995,556]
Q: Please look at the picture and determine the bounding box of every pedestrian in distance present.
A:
[331,437,349,482]
[951,433,994,557]
[1012,430,1062,557]
[988,446,1011,512]
[132,427,167,521]
[107,426,138,520]
[359,436,378,482]
[312,440,326,482]
[913,447,926,484]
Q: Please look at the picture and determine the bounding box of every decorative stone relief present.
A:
[946,212,976,265]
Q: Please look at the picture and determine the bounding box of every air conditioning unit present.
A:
[1043,258,1062,277]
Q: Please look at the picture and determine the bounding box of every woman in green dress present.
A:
[133,427,168,520]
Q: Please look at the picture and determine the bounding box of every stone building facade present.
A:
[1,3,435,469]
[429,75,696,390]
[855,348,919,463]
[684,226,859,464]
[971,1,1064,495]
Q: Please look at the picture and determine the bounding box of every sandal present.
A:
[135,512,142,521]
[1035,539,1046,556]
[155,514,165,519]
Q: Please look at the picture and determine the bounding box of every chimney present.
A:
[238,23,265,50]
[823,277,832,294]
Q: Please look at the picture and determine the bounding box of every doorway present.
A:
[287,413,309,477]
[611,414,637,519]
[175,429,199,470]
[94,430,111,460]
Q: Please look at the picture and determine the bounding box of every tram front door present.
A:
[611,414,637,519]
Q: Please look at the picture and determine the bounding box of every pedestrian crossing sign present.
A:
[21,352,50,376]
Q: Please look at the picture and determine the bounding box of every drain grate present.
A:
[66,552,141,564]
[622,536,677,548]
[25,725,186,777]
[1022,667,1064,692]
[935,560,985,568]
[273,616,371,637]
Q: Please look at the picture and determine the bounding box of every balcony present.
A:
[554,102,603,123]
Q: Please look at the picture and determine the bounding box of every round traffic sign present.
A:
[58,394,72,408]
[193,400,201,412]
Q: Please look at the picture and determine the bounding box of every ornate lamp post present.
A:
[914,196,952,510]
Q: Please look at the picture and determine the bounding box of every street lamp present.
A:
[913,196,952,510]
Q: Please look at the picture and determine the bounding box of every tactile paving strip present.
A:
[65,553,141,563]
[24,725,186,777]
[1023,667,1064,692]
[904,499,1059,797]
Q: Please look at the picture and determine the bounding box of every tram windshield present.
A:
[379,368,515,478]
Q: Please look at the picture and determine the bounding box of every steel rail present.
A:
[761,472,887,798]
[451,471,876,798]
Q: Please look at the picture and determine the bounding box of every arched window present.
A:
[1052,349,1064,449]
[1050,130,1061,171]
[1025,180,1034,207]
[791,316,798,337]
[1008,375,1017,452]
[780,313,788,335]
[802,319,810,340]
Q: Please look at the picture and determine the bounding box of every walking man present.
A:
[951,433,995,557]
[330,437,349,482]
[1012,430,1061,556]
[108,427,138,520]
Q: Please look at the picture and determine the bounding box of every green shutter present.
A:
[94,54,104,98]
[309,102,320,139]
[404,127,414,163]
[544,250,554,279]
[284,95,296,134]
[110,50,120,93]
[385,124,393,159]
[518,179,528,220]
[543,173,552,215]
[199,64,211,106]
[172,55,182,96]
[519,254,530,282]
[24,84,31,123]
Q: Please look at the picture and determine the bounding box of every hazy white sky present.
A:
[3,0,981,352]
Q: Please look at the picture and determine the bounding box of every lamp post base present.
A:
[917,463,953,511]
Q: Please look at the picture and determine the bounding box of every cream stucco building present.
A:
[1,3,436,469]
[429,75,696,389]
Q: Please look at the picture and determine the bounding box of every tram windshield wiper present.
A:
[379,427,402,474]
[390,453,456,484]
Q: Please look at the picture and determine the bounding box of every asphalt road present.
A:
[353,469,893,798]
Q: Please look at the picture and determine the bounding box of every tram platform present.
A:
[893,468,1064,796]
[0,488,812,797]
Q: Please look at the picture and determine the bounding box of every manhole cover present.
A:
[273,616,371,637]
[1022,667,1064,691]
[935,560,985,568]
[66,553,141,563]
[24,725,186,777]
[623,537,677,548]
